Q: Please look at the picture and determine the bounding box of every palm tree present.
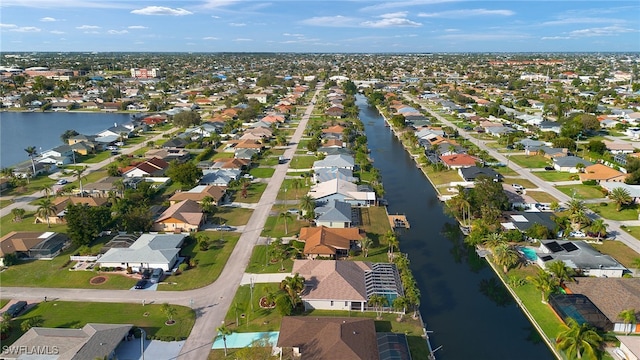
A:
[279,211,293,235]
[161,303,177,323]
[547,260,574,285]
[72,166,88,197]
[632,258,640,276]
[610,187,632,212]
[527,269,558,303]
[556,318,602,360]
[385,230,398,253]
[200,196,215,221]
[11,208,26,222]
[36,197,56,228]
[360,236,373,257]
[618,309,637,335]
[589,219,608,241]
[570,210,591,230]
[491,243,520,273]
[299,195,315,220]
[368,294,388,319]
[566,198,587,217]
[24,146,38,176]
[0,312,12,336]
[41,185,53,198]
[483,232,505,249]
[393,296,409,321]
[280,273,305,307]
[216,323,233,357]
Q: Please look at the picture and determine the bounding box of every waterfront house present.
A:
[4,324,132,360]
[308,178,376,207]
[0,231,69,264]
[535,240,626,278]
[292,259,403,312]
[500,212,556,232]
[458,166,503,182]
[314,200,353,228]
[96,124,133,139]
[313,154,355,172]
[298,226,363,259]
[439,153,479,169]
[153,199,204,232]
[313,167,358,184]
[98,233,186,272]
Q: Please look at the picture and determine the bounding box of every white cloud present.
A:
[541,36,571,40]
[211,15,221,19]
[360,17,421,28]
[76,25,100,29]
[283,33,304,37]
[83,31,100,34]
[131,6,192,16]
[107,29,128,35]
[438,32,529,41]
[49,30,65,34]
[360,0,458,12]
[379,12,409,19]
[233,38,253,41]
[568,25,637,37]
[200,0,241,8]
[40,17,60,22]
[299,15,360,27]
[418,9,515,18]
[230,22,246,27]
[0,23,17,28]
[1,0,128,9]
[203,36,218,40]
[128,25,148,29]
[541,17,626,26]
[10,26,41,32]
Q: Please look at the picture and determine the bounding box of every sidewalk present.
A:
[239,272,290,285]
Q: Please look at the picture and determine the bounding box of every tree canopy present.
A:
[172,111,201,127]
[65,204,112,246]
[166,161,203,188]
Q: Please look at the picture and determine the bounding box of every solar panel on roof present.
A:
[561,242,579,252]
[541,255,554,261]
[546,241,563,253]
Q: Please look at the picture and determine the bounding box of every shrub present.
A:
[126,266,133,274]
[179,263,189,272]
[582,180,597,185]
[599,202,608,207]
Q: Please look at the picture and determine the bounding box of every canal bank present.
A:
[357,94,554,360]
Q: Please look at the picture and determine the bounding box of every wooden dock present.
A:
[388,214,410,229]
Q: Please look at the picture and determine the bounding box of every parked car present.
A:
[569,231,586,238]
[213,225,235,231]
[56,179,68,185]
[287,208,299,214]
[512,184,524,191]
[134,279,148,289]
[544,166,554,171]
[243,174,254,180]
[140,268,152,279]
[149,268,164,283]
[5,301,27,318]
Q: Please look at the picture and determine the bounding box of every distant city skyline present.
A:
[1,0,639,53]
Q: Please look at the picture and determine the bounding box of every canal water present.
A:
[357,95,554,360]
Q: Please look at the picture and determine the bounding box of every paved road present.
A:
[405,93,640,255]
[0,86,323,360]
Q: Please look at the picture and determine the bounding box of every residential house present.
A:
[315,200,353,228]
[121,157,169,178]
[292,259,403,312]
[169,185,226,205]
[565,278,640,334]
[308,178,376,207]
[98,233,187,272]
[527,145,568,158]
[538,121,561,133]
[314,167,358,184]
[325,104,344,117]
[0,231,68,264]
[34,196,109,225]
[298,226,364,259]
[96,124,133,139]
[439,153,479,169]
[500,212,556,232]
[618,336,640,359]
[458,166,503,182]
[83,177,123,198]
[318,146,354,156]
[4,324,132,360]
[277,317,380,360]
[153,199,204,232]
[534,240,626,278]
[322,125,346,139]
[313,154,355,172]
[39,145,75,165]
[145,148,190,163]
[200,169,241,186]
[162,137,191,149]
[211,157,250,170]
[604,140,636,154]
[553,156,593,172]
[579,164,627,183]
[601,182,640,202]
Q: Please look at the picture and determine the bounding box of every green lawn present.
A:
[232,183,267,203]
[2,301,195,346]
[244,245,294,274]
[0,299,9,309]
[555,184,605,200]
[258,157,280,166]
[158,232,239,291]
[622,226,640,241]
[495,166,519,176]
[210,207,254,226]
[2,174,56,197]
[249,167,275,178]
[587,203,638,221]
[525,191,559,204]
[1,212,68,237]
[81,151,114,164]
[223,283,283,331]
[422,168,462,186]
[508,155,551,168]
[288,156,316,169]
[261,213,307,239]
[510,179,537,189]
[531,171,576,182]
[591,240,640,268]
[277,179,311,201]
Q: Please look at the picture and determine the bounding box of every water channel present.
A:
[356,94,554,360]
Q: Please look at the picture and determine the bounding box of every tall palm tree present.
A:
[36,197,57,228]
[556,318,603,360]
[491,243,520,273]
[360,236,373,258]
[280,273,305,307]
[483,232,506,249]
[385,230,398,253]
[216,323,233,357]
[609,187,632,212]
[24,146,38,176]
[393,296,409,321]
[200,196,215,221]
[299,195,315,219]
[618,309,637,335]
[527,269,558,303]
[547,260,574,285]
[367,294,388,319]
[72,166,88,197]
[279,211,293,235]
[589,219,608,241]
[566,198,586,217]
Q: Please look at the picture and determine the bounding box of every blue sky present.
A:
[1,0,638,53]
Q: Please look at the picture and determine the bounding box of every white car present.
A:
[56,179,68,185]
[569,231,586,238]
[512,184,524,191]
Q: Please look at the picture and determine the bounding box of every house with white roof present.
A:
[308,178,375,207]
[98,233,187,272]
[312,154,355,171]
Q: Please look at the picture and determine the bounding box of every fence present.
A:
[69,255,101,262]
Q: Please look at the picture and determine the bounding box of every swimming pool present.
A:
[518,247,538,261]
[212,331,279,349]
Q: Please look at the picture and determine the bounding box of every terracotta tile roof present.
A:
[155,199,203,226]
[322,125,345,134]
[292,259,370,301]
[579,164,627,181]
[169,185,226,204]
[277,316,379,360]
[565,278,640,323]
[439,153,478,167]
[298,226,363,256]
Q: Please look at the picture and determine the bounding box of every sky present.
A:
[1,0,639,53]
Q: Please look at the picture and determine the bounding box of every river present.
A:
[0,111,130,168]
[356,94,553,360]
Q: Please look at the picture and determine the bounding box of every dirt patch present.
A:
[89,276,108,285]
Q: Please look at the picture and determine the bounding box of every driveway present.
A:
[405,93,640,255]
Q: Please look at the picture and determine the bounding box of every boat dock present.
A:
[388,214,410,229]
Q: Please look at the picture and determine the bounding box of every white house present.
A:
[98,233,186,272]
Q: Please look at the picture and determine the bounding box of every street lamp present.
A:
[139,328,146,360]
